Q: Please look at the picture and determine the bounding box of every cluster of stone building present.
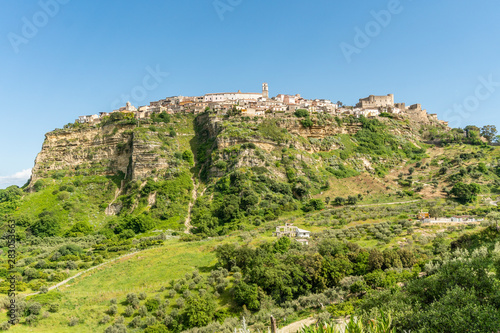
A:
[76,83,447,126]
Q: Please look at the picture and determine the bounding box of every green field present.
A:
[1,238,220,332]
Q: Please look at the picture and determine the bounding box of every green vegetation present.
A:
[300,313,395,332]
[2,112,500,332]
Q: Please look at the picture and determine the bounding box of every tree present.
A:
[347,195,358,205]
[300,117,314,128]
[439,166,448,175]
[183,294,217,328]
[124,214,155,234]
[144,298,160,312]
[450,182,481,203]
[240,190,259,210]
[334,197,346,206]
[215,243,237,270]
[481,125,497,143]
[33,179,46,192]
[57,244,83,256]
[126,293,139,309]
[302,198,325,212]
[465,125,480,134]
[368,249,385,271]
[65,221,93,237]
[318,239,348,258]
[0,186,22,203]
[294,109,309,118]
[30,211,61,237]
[321,255,353,287]
[182,150,194,165]
[432,236,448,255]
[429,207,443,218]
[234,282,260,311]
[274,236,291,254]
[487,212,500,231]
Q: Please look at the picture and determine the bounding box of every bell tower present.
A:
[262,82,269,99]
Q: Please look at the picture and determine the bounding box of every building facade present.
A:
[357,94,394,108]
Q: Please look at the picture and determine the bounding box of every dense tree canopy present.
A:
[450,182,481,203]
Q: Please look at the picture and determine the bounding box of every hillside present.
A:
[0,110,499,332]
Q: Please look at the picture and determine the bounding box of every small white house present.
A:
[296,228,311,238]
[273,223,311,238]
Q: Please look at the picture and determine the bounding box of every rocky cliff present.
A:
[29,123,175,189]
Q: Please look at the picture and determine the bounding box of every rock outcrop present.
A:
[29,123,173,189]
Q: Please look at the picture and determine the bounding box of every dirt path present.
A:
[23,250,142,297]
[105,180,125,215]
[184,176,198,234]
[278,317,316,333]
[319,199,420,215]
[279,317,349,333]
[355,199,420,207]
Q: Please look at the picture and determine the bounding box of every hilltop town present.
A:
[6,82,500,333]
[76,83,449,127]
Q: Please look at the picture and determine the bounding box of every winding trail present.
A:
[184,175,207,234]
[278,317,316,333]
[24,250,143,297]
[184,177,198,234]
[105,180,125,215]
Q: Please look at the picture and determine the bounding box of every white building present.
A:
[77,114,99,123]
[204,83,268,102]
[296,228,311,238]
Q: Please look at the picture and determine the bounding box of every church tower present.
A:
[262,83,269,99]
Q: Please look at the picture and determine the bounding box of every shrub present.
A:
[106,305,118,316]
[25,314,38,327]
[0,322,11,330]
[124,305,134,317]
[68,317,79,326]
[126,293,139,308]
[128,316,141,328]
[104,323,127,333]
[31,211,61,237]
[138,305,148,317]
[33,179,46,192]
[182,150,194,165]
[176,297,185,308]
[145,298,160,312]
[450,182,481,203]
[28,302,41,315]
[301,117,314,128]
[294,109,309,118]
[48,303,59,313]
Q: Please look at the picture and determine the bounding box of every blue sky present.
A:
[1,0,500,188]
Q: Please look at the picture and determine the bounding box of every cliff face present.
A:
[29,111,441,192]
[29,123,173,188]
